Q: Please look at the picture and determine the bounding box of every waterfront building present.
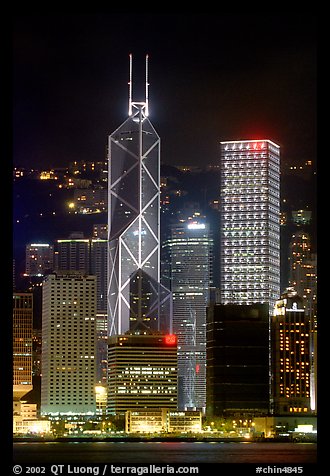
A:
[95,384,108,416]
[164,213,212,411]
[13,400,51,435]
[13,401,37,420]
[125,408,167,433]
[13,293,33,401]
[253,415,317,439]
[167,410,202,433]
[206,303,270,417]
[41,273,97,416]
[107,332,177,415]
[107,54,172,337]
[25,243,54,276]
[13,417,51,435]
[219,139,280,312]
[125,408,202,433]
[272,287,311,415]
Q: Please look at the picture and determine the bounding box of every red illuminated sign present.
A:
[165,334,177,345]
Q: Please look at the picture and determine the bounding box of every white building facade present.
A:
[41,273,97,417]
[220,139,280,312]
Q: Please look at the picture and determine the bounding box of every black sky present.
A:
[13,14,317,169]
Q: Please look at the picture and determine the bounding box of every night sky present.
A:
[13,14,317,169]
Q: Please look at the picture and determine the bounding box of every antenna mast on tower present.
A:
[128,54,149,117]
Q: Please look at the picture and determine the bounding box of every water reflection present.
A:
[13,441,317,464]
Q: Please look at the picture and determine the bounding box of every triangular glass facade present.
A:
[108,106,172,336]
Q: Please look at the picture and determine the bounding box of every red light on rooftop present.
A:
[165,334,177,345]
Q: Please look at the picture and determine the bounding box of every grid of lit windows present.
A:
[272,289,311,414]
[41,274,97,416]
[220,140,280,311]
[107,334,177,414]
[13,293,33,400]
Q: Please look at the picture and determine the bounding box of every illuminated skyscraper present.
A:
[107,333,178,415]
[288,231,317,413]
[56,235,108,383]
[272,288,311,414]
[220,139,280,312]
[13,293,33,401]
[164,214,212,411]
[107,55,172,336]
[41,273,97,416]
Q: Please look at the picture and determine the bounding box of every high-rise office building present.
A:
[13,293,33,401]
[288,231,317,321]
[219,139,280,312]
[107,55,171,337]
[107,333,178,415]
[25,243,54,276]
[41,273,97,416]
[272,288,311,415]
[55,235,108,313]
[206,303,270,417]
[164,214,212,411]
[56,236,90,274]
[288,231,317,412]
[56,235,108,383]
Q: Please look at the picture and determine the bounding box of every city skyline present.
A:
[13,14,316,171]
[10,17,318,470]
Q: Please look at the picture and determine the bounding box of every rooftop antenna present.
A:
[145,54,149,117]
[128,54,133,116]
[128,54,149,117]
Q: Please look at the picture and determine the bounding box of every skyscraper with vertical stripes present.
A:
[164,213,212,411]
[219,139,280,313]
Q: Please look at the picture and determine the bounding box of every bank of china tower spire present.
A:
[107,55,172,337]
